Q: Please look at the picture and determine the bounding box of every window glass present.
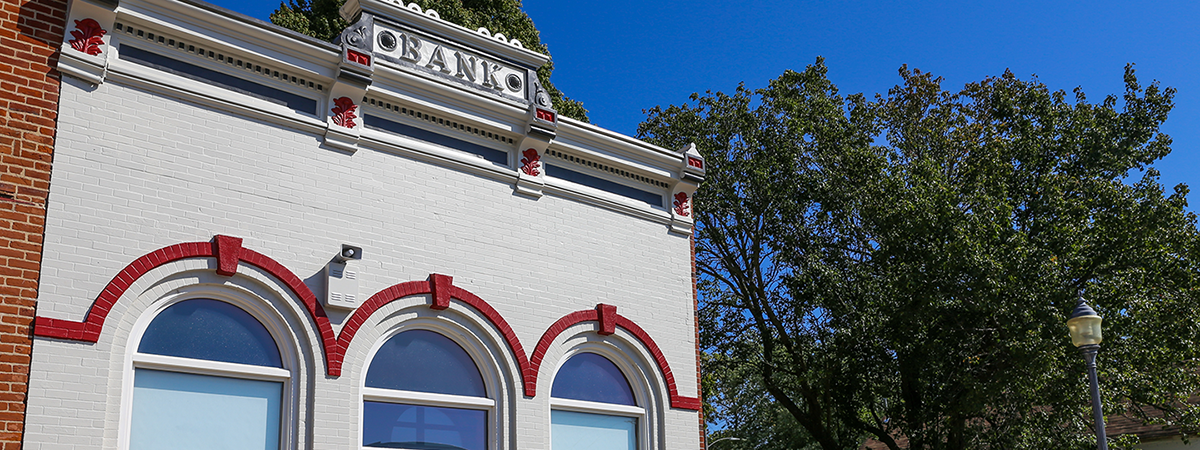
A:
[364,329,490,449]
[551,410,636,450]
[138,298,283,368]
[551,353,636,406]
[365,329,486,397]
[130,369,282,450]
[363,402,487,450]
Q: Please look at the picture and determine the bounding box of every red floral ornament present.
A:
[330,97,358,128]
[68,18,107,56]
[519,148,541,176]
[673,192,691,217]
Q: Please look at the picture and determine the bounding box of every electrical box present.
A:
[325,244,362,310]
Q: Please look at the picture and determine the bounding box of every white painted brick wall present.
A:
[26,74,700,449]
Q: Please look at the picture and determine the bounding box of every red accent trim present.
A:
[32,237,341,376]
[596,304,616,335]
[451,285,532,397]
[238,247,339,375]
[331,97,359,128]
[346,49,371,66]
[214,235,242,276]
[529,309,703,410]
[430,274,452,310]
[29,238,697,408]
[68,18,106,56]
[535,108,555,123]
[333,280,431,376]
[687,156,704,170]
[528,309,596,397]
[519,148,541,177]
[331,276,533,391]
[673,192,691,217]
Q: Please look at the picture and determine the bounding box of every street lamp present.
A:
[706,436,742,450]
[1066,294,1107,450]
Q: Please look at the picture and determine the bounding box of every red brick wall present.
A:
[0,0,65,445]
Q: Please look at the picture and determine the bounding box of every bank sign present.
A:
[373,24,528,101]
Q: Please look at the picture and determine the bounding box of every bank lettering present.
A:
[385,29,524,97]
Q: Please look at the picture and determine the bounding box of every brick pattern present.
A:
[527,306,704,410]
[33,237,342,373]
[529,309,595,396]
[331,276,531,382]
[31,70,700,448]
[0,0,66,445]
[33,241,214,341]
[29,232,701,404]
[1106,408,1183,442]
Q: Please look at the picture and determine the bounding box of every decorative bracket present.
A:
[513,71,557,198]
[58,0,118,85]
[670,143,704,235]
[324,14,375,153]
[596,304,617,335]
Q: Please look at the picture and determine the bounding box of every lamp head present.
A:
[1066,295,1103,347]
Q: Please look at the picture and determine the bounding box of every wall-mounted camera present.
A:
[335,244,362,263]
[326,244,363,310]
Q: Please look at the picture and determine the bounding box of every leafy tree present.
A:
[641,59,1200,450]
[703,351,821,450]
[271,0,588,121]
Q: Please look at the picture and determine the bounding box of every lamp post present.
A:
[1066,295,1107,450]
[706,437,742,450]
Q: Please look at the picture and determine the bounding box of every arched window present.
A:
[550,352,643,450]
[363,329,491,450]
[128,298,289,450]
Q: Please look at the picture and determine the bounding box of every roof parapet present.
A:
[339,0,550,70]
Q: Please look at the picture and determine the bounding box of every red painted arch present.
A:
[529,305,703,411]
[331,276,532,387]
[33,236,341,376]
[32,236,700,412]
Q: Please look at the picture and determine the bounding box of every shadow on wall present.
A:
[17,0,68,73]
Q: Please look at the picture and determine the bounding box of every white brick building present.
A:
[23,0,705,447]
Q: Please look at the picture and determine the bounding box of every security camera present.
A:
[335,244,362,263]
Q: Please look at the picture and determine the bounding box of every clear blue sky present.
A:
[217,0,1200,208]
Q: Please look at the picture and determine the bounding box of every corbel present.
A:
[324,14,375,153]
[669,143,705,235]
[513,71,557,198]
[58,0,119,85]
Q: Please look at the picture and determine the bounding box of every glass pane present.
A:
[139,298,283,367]
[551,410,636,450]
[363,402,486,450]
[130,369,282,450]
[366,330,486,397]
[551,353,636,406]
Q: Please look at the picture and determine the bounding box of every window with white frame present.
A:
[128,298,289,450]
[362,329,492,450]
[550,352,643,450]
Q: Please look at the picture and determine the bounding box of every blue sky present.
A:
[218,0,1200,208]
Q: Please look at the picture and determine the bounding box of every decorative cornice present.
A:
[118,0,341,70]
[340,0,548,70]
[93,0,702,234]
